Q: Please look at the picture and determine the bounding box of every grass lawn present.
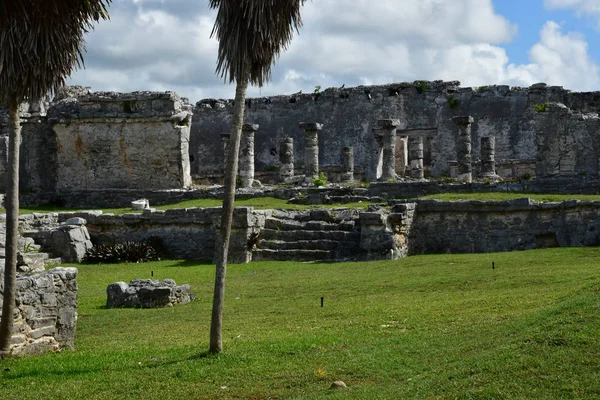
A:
[14,197,376,215]
[1,248,599,399]
[421,192,600,203]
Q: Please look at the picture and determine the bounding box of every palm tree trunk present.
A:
[209,78,248,354]
[0,97,21,356]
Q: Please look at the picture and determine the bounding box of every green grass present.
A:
[421,192,600,203]
[12,197,376,215]
[1,248,599,399]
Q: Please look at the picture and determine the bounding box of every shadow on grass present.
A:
[1,347,218,381]
[163,260,213,268]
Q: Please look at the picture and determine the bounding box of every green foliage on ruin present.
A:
[83,237,164,264]
[312,172,327,187]
[447,96,460,108]
[534,103,548,112]
[415,80,429,94]
[2,248,599,398]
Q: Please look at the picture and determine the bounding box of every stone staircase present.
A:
[0,214,63,273]
[252,209,362,262]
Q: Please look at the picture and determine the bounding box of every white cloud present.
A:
[545,0,600,16]
[504,21,600,90]
[67,0,600,102]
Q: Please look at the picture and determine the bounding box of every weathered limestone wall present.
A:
[0,88,193,193]
[0,267,78,356]
[191,81,600,180]
[534,103,600,177]
[53,91,192,190]
[42,207,262,263]
[409,199,600,254]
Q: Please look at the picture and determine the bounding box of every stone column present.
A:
[341,146,354,183]
[220,133,230,172]
[408,136,424,179]
[480,136,500,180]
[378,119,400,181]
[372,128,384,180]
[299,122,323,183]
[395,137,407,177]
[239,123,258,188]
[278,137,294,182]
[452,116,474,183]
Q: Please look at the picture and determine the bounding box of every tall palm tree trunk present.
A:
[0,97,21,356]
[210,78,248,354]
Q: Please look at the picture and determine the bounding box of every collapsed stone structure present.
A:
[106,279,194,309]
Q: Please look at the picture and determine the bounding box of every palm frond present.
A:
[209,0,307,86]
[0,0,111,104]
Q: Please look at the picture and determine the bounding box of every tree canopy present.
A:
[209,0,306,86]
[0,0,111,104]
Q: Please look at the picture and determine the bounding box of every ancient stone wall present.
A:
[39,207,261,263]
[534,103,600,177]
[0,88,193,193]
[52,91,192,190]
[409,198,600,254]
[0,267,78,356]
[191,81,600,180]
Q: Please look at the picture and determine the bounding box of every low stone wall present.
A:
[0,267,78,356]
[370,178,600,199]
[51,207,262,263]
[409,198,600,254]
[15,197,600,265]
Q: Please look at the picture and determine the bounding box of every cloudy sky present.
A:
[69,0,600,102]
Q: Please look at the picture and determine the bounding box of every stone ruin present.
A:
[106,279,194,309]
[2,79,600,356]
[0,266,78,356]
[1,80,600,202]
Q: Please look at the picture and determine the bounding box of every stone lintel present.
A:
[377,119,401,129]
[279,137,293,143]
[397,128,438,137]
[298,122,323,131]
[242,123,259,132]
[452,116,474,126]
[372,127,384,136]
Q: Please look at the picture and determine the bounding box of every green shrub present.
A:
[534,103,547,112]
[313,172,327,187]
[415,80,429,94]
[84,237,164,264]
[448,96,460,108]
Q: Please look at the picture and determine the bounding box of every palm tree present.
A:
[208,0,307,353]
[0,0,111,357]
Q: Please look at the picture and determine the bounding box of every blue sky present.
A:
[69,0,600,102]
[496,0,599,65]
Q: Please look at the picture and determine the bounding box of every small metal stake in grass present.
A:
[321,297,324,307]
[492,262,495,270]
[151,270,154,277]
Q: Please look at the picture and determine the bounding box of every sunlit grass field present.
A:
[421,192,600,203]
[1,248,599,399]
[12,196,375,215]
